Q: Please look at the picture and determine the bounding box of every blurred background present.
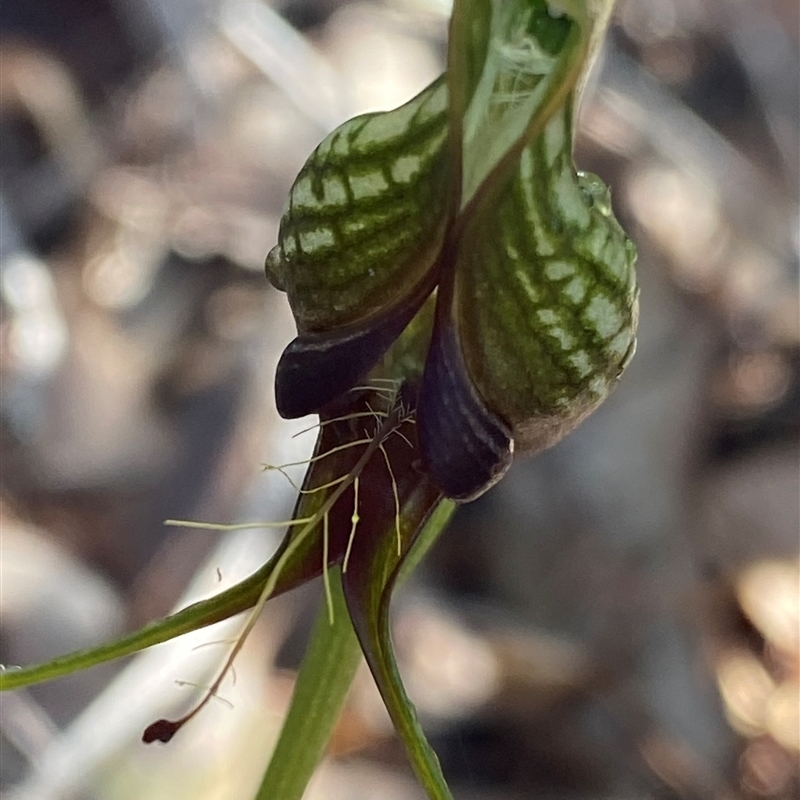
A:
[0,0,797,798]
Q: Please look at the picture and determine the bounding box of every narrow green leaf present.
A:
[339,424,456,800]
[344,496,456,800]
[396,498,457,587]
[0,560,270,692]
[0,423,355,693]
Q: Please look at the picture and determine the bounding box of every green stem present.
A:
[255,568,361,800]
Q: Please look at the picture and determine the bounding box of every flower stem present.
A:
[254,567,361,800]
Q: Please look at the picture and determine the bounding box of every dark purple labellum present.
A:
[275,274,436,419]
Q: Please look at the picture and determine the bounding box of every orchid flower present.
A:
[0,4,636,799]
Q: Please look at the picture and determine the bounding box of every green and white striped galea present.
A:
[266,0,638,501]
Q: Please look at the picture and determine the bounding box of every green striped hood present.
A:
[266,0,638,500]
